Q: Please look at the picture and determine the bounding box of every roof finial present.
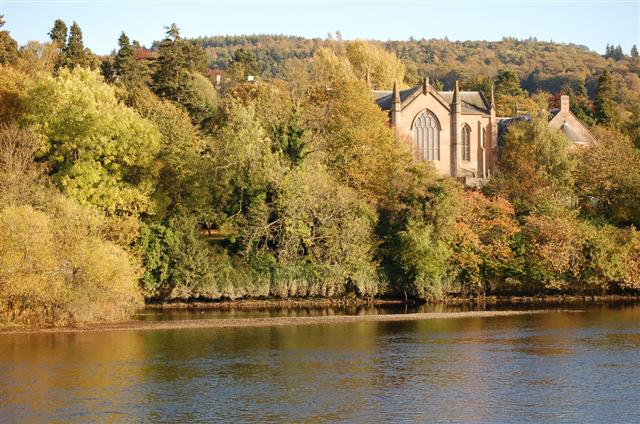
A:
[452,80,460,104]
[393,80,400,104]
[490,82,495,110]
[423,76,429,95]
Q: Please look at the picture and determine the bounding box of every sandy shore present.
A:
[1,309,578,335]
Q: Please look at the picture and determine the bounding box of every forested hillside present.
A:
[192,34,638,92]
[1,19,640,327]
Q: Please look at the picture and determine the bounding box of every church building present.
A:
[374,78,497,185]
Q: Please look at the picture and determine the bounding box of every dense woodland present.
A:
[1,18,640,327]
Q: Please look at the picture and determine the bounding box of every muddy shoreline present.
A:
[145,294,640,310]
[0,310,577,335]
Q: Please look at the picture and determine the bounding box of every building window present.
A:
[412,110,440,161]
[461,124,471,162]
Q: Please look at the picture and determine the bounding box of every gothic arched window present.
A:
[412,110,440,161]
[461,124,471,162]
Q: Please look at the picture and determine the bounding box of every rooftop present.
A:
[374,85,491,115]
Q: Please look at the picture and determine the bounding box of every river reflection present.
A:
[1,303,640,422]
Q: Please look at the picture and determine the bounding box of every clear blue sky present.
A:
[2,0,639,55]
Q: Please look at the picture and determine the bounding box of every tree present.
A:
[0,200,142,326]
[59,21,94,69]
[104,32,149,87]
[493,69,535,115]
[124,86,210,220]
[631,45,639,60]
[594,69,621,128]
[0,65,30,124]
[575,126,640,226]
[495,68,526,97]
[228,48,259,80]
[24,68,161,215]
[302,48,405,205]
[344,40,405,90]
[152,23,215,125]
[0,16,18,65]
[0,125,46,208]
[488,114,576,215]
[48,19,67,47]
[567,82,595,127]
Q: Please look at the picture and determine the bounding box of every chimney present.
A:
[560,95,570,112]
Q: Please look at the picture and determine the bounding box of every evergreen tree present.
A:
[106,32,149,87]
[613,45,624,60]
[0,15,19,65]
[48,19,67,46]
[605,43,613,59]
[494,69,526,97]
[631,45,639,60]
[229,48,259,80]
[59,21,92,69]
[594,69,620,128]
[152,24,214,125]
[153,23,208,99]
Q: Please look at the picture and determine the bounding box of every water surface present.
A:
[1,303,639,423]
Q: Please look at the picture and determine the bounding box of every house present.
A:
[548,95,596,146]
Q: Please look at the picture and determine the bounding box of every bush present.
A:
[0,199,142,327]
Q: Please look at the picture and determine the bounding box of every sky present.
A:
[2,0,639,55]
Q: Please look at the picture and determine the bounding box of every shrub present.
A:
[0,199,142,327]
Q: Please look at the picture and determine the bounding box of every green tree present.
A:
[59,21,94,70]
[152,23,216,125]
[105,32,149,87]
[24,68,161,215]
[594,69,621,128]
[124,86,210,220]
[631,45,639,60]
[228,48,259,80]
[495,68,526,97]
[48,19,68,46]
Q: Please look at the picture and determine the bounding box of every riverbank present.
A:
[1,309,578,335]
[145,294,640,310]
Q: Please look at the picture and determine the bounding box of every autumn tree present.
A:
[345,40,405,90]
[0,16,18,65]
[302,48,405,204]
[488,114,576,215]
[575,126,640,226]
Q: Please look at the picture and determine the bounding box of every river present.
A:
[1,302,639,423]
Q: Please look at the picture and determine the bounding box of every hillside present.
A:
[186,35,639,95]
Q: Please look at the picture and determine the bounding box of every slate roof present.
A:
[439,91,491,115]
[374,86,491,115]
[374,86,422,111]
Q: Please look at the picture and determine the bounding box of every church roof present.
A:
[374,86,421,110]
[438,91,491,115]
[374,85,491,115]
